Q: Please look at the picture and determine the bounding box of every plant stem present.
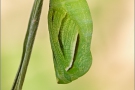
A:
[12,0,43,90]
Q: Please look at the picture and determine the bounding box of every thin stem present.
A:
[12,0,43,90]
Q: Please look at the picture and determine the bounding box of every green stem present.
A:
[12,0,43,90]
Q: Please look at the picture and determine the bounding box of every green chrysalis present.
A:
[48,0,93,84]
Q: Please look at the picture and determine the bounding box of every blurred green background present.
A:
[1,0,134,90]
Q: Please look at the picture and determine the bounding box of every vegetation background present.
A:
[1,0,134,90]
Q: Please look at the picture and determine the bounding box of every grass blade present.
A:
[12,0,43,90]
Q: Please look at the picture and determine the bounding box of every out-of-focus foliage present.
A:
[1,0,134,90]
